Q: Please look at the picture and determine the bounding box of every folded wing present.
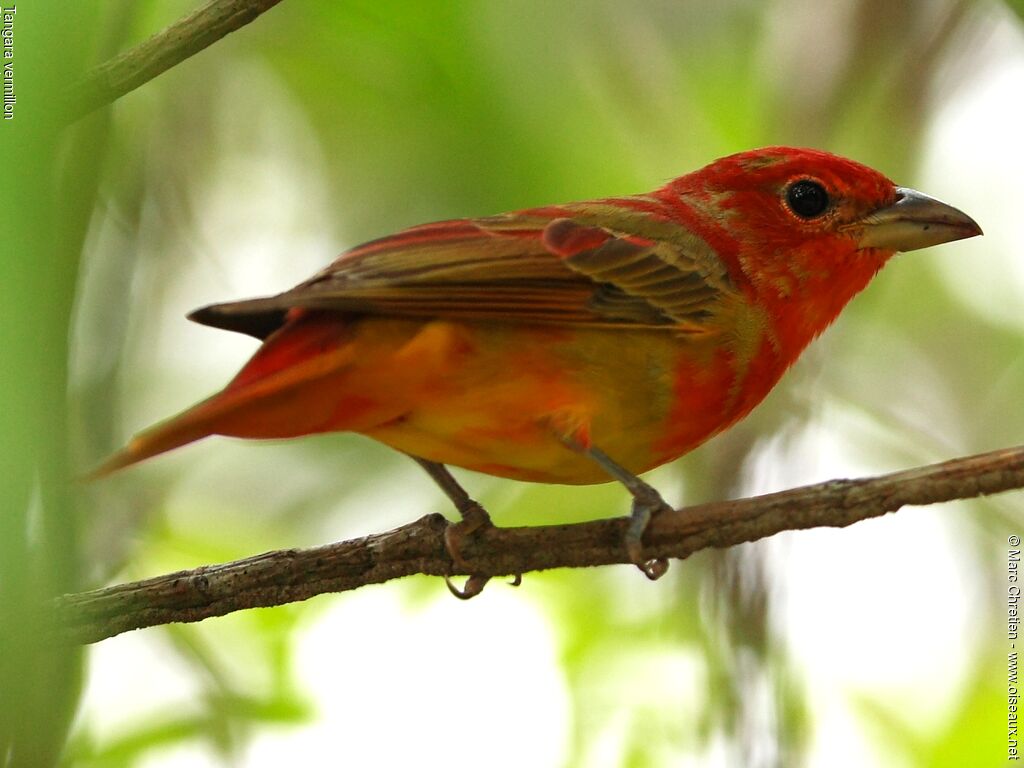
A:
[189,202,736,338]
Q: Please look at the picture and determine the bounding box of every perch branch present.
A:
[61,0,284,122]
[55,444,1024,645]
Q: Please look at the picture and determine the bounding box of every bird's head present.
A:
[674,146,982,307]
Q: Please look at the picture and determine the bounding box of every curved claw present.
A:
[625,535,670,580]
[444,573,491,600]
[508,574,523,587]
[639,558,669,580]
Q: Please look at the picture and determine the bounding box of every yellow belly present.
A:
[354,318,728,484]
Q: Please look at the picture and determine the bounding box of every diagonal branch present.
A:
[61,0,285,122]
[55,444,1024,645]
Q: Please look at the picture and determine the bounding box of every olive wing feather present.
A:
[189,208,735,338]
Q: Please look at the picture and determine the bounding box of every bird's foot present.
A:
[409,456,510,599]
[625,487,670,581]
[443,499,491,573]
[443,499,517,599]
[569,443,671,580]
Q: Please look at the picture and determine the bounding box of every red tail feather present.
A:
[88,313,359,477]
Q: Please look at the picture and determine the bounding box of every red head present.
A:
[665,146,981,350]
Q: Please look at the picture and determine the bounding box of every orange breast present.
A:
[357,318,753,484]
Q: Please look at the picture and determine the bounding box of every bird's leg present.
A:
[409,455,496,599]
[410,455,491,562]
[563,441,670,580]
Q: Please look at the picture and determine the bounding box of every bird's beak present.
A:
[851,187,982,252]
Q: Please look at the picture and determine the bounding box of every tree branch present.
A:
[55,444,1024,645]
[60,0,284,122]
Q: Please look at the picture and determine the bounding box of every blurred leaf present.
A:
[853,650,1006,766]
[0,2,109,764]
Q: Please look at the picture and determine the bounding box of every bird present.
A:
[92,146,982,590]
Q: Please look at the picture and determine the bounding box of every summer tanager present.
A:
[94,147,981,583]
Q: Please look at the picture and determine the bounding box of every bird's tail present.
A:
[86,395,235,479]
[88,312,362,479]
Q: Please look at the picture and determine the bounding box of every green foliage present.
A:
[853,652,1007,767]
[0,3,105,764]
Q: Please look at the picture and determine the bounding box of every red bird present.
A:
[95,147,981,587]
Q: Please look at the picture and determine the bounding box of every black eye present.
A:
[786,180,830,219]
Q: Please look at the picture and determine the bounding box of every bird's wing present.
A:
[189,202,737,338]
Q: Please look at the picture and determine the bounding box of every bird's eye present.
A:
[785,180,830,219]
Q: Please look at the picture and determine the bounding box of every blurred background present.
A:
[3,0,1024,765]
